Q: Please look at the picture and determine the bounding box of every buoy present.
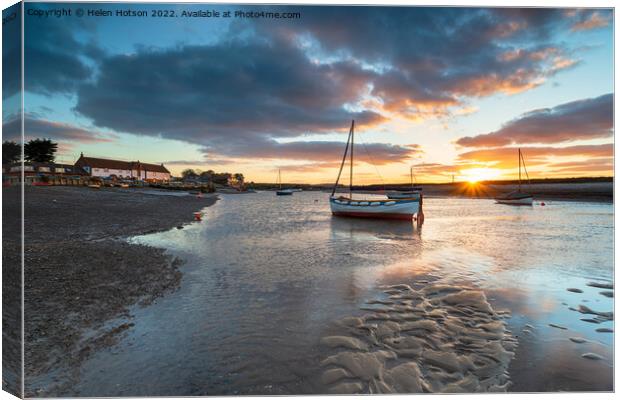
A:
[197,192,203,198]
[541,202,546,206]
[193,212,202,221]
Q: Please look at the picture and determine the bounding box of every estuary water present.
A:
[72,191,613,395]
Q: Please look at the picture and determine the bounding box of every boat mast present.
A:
[331,120,354,197]
[518,148,521,193]
[410,166,414,190]
[278,169,282,190]
[350,120,354,198]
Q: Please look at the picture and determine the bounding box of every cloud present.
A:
[23,3,101,96]
[75,41,386,154]
[571,10,612,31]
[2,4,21,99]
[2,114,117,144]
[456,94,613,147]
[20,6,611,168]
[457,144,613,168]
[209,140,422,165]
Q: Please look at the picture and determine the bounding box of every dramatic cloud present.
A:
[3,114,116,144]
[253,7,586,113]
[456,94,613,147]
[68,6,605,162]
[23,4,101,96]
[75,41,386,153]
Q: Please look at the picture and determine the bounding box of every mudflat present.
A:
[2,186,217,396]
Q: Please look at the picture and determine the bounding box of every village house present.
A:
[75,154,171,182]
[2,161,86,185]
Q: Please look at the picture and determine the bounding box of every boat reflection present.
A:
[329,215,420,240]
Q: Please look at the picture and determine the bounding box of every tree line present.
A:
[2,139,58,164]
[181,169,245,186]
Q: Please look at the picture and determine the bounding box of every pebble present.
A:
[548,323,567,330]
[595,328,613,333]
[566,288,583,293]
[599,291,613,298]
[569,337,586,343]
[582,353,604,360]
[587,282,613,290]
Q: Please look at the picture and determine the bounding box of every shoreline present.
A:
[2,186,218,396]
[328,182,613,203]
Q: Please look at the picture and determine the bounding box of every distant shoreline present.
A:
[251,181,613,203]
[345,182,614,203]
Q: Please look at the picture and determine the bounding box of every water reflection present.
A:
[329,216,419,240]
[66,192,612,395]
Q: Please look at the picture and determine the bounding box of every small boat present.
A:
[329,120,421,220]
[387,166,422,199]
[276,169,293,196]
[495,148,533,206]
[88,184,101,189]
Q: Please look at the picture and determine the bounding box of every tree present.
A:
[211,172,231,185]
[24,138,57,163]
[199,170,213,182]
[181,168,198,179]
[2,141,21,164]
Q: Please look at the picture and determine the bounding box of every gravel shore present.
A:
[2,186,217,396]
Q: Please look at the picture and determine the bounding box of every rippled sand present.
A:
[320,283,517,393]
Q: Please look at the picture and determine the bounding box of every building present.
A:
[75,154,171,181]
[2,162,87,185]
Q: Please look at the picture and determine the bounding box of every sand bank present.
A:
[2,186,217,396]
[320,283,517,393]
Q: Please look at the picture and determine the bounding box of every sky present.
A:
[2,2,614,184]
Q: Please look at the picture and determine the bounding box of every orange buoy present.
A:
[193,212,202,221]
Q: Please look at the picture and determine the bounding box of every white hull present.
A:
[330,197,419,220]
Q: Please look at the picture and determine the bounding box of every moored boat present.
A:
[495,191,533,205]
[329,120,422,220]
[387,166,422,200]
[495,148,533,206]
[275,169,293,196]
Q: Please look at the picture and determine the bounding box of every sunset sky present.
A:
[2,3,614,183]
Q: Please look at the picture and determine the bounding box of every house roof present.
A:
[76,155,170,173]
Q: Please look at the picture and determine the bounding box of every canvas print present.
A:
[1,1,614,397]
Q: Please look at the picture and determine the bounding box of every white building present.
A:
[75,154,171,181]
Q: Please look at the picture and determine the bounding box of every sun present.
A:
[460,168,501,183]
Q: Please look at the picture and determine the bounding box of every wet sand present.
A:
[2,186,217,396]
[320,284,517,393]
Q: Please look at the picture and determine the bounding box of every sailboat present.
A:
[276,169,293,196]
[495,148,533,205]
[329,121,421,220]
[387,166,423,200]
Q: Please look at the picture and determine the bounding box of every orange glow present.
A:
[460,167,502,183]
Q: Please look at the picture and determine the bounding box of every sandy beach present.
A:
[2,186,217,396]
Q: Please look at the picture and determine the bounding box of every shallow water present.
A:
[71,192,613,395]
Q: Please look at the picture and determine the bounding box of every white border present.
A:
[0,2,616,400]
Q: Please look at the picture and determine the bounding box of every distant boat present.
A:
[495,148,533,206]
[276,169,293,196]
[329,120,421,220]
[387,166,423,199]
